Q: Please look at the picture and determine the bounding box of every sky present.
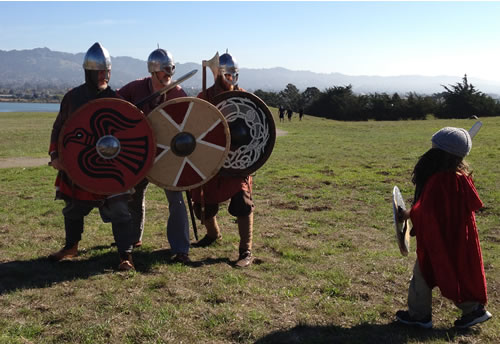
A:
[1,1,500,82]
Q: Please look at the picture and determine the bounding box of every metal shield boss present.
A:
[59,98,156,195]
[147,97,230,191]
[211,91,276,176]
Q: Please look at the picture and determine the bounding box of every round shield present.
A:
[147,97,230,191]
[59,98,156,195]
[211,91,276,176]
[392,186,411,256]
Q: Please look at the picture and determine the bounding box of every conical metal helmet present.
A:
[147,48,175,76]
[83,42,111,71]
[219,52,239,86]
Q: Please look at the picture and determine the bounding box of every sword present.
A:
[469,120,482,139]
[135,69,198,108]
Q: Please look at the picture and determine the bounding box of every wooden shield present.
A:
[147,97,230,191]
[211,91,276,176]
[392,186,411,256]
[59,98,156,195]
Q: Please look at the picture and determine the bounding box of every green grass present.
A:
[0,111,498,343]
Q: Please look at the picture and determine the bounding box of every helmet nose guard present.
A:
[147,48,175,76]
[219,52,239,86]
[83,42,111,71]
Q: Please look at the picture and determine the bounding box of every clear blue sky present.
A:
[2,1,500,81]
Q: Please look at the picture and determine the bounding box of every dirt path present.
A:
[0,157,49,169]
[0,130,287,169]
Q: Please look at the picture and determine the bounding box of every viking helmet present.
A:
[147,48,175,76]
[219,52,239,86]
[83,42,111,71]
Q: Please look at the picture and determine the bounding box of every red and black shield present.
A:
[211,91,276,176]
[59,98,156,195]
[147,97,230,191]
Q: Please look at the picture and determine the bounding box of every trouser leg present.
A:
[62,200,94,247]
[111,221,134,254]
[165,190,190,254]
[456,301,481,316]
[408,259,433,319]
[100,198,133,254]
[237,213,253,255]
[128,179,148,243]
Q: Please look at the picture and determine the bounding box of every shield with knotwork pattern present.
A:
[211,91,276,176]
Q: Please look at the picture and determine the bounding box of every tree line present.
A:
[254,75,500,121]
[0,83,67,103]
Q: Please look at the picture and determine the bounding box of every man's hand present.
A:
[50,158,64,171]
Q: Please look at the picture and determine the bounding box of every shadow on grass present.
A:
[253,323,482,344]
[0,245,232,294]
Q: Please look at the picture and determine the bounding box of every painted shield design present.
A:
[147,97,230,191]
[59,98,156,195]
[211,91,276,176]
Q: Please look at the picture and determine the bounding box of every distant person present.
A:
[287,108,293,121]
[396,127,491,329]
[299,108,304,121]
[278,105,285,122]
[117,48,191,264]
[48,42,135,271]
[191,51,255,268]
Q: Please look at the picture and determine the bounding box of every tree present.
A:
[279,83,301,110]
[307,85,366,121]
[436,74,500,118]
[301,87,321,111]
[254,89,280,108]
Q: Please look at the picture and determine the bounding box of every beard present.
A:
[85,70,109,91]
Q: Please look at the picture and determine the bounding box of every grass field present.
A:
[0,110,498,344]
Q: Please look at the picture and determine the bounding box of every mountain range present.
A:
[2,47,500,97]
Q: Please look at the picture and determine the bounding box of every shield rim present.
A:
[58,97,156,195]
[211,90,276,176]
[392,185,411,256]
[146,96,231,191]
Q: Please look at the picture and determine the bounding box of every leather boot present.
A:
[236,213,254,268]
[118,252,134,271]
[48,242,78,262]
[237,213,253,254]
[193,216,221,247]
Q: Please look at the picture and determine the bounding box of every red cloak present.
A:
[410,171,487,305]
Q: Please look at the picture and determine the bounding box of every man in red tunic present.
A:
[396,127,491,329]
[191,52,255,268]
[117,48,191,264]
[48,42,135,271]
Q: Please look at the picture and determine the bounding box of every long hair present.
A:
[411,148,470,202]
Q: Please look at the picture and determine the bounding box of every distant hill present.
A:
[2,47,500,96]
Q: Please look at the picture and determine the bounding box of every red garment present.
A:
[190,83,251,204]
[410,171,487,305]
[117,77,186,115]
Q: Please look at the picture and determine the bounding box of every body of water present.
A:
[0,102,60,113]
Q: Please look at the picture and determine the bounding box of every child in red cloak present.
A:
[395,127,492,329]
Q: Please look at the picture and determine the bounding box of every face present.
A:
[96,70,110,90]
[152,71,172,89]
[220,73,234,91]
